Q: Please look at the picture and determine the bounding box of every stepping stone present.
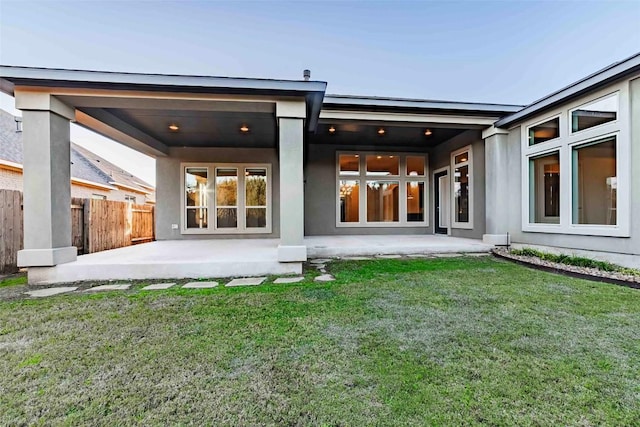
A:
[310,258,332,264]
[314,274,335,282]
[433,253,461,258]
[314,264,326,269]
[25,286,78,297]
[142,283,175,290]
[407,254,431,258]
[466,252,490,257]
[376,254,402,259]
[273,277,305,284]
[342,256,372,261]
[183,281,218,289]
[225,277,266,287]
[85,284,130,291]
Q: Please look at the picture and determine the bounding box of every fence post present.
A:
[83,198,92,254]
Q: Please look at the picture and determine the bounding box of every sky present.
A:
[1,0,639,186]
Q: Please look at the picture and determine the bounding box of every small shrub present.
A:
[510,248,640,276]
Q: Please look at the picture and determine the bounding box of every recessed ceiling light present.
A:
[460,157,467,162]
[376,155,382,159]
[169,124,179,131]
[354,154,359,158]
[329,125,336,133]
[377,128,385,135]
[424,129,432,136]
[240,124,249,132]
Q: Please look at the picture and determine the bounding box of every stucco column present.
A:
[482,126,510,245]
[16,92,78,267]
[276,101,306,262]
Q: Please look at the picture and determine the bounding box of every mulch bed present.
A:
[492,248,640,290]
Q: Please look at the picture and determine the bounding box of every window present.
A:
[572,137,617,225]
[124,195,137,204]
[529,152,560,224]
[528,117,560,145]
[92,194,107,200]
[182,163,271,234]
[339,180,359,222]
[245,168,268,228]
[216,168,238,228]
[571,94,618,133]
[521,83,629,237]
[337,152,428,227]
[185,167,208,229]
[451,146,473,229]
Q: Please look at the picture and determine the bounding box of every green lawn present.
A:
[1,257,639,426]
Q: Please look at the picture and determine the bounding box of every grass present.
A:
[0,274,27,288]
[511,247,640,276]
[1,256,639,426]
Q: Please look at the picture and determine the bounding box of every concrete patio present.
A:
[27,235,493,284]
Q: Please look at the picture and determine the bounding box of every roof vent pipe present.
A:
[303,69,311,81]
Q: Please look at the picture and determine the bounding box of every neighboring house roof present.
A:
[496,52,640,128]
[0,108,154,196]
[71,143,153,195]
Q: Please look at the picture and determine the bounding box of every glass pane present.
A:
[454,165,470,223]
[407,182,425,222]
[186,208,208,229]
[529,152,560,224]
[572,137,616,225]
[216,168,237,206]
[246,168,267,206]
[185,168,207,207]
[339,154,360,175]
[454,152,469,164]
[217,208,237,228]
[246,208,267,228]
[528,117,559,145]
[366,181,399,222]
[406,156,425,176]
[339,180,359,223]
[572,95,618,133]
[366,155,399,176]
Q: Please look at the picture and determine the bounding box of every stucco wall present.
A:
[504,76,640,256]
[155,147,279,240]
[430,129,486,239]
[304,143,433,236]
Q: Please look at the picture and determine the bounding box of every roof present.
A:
[496,52,640,128]
[0,108,153,194]
[323,94,523,116]
[0,65,328,130]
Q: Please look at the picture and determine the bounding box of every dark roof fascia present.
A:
[495,52,640,128]
[323,94,523,117]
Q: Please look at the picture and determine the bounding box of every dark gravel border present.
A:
[492,249,640,290]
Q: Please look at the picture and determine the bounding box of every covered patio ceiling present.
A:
[312,122,470,147]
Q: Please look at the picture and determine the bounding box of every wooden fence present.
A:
[0,190,23,273]
[0,190,154,273]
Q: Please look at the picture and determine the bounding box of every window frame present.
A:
[180,162,272,234]
[450,145,474,230]
[526,114,562,147]
[335,151,429,228]
[569,92,619,136]
[520,82,630,237]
